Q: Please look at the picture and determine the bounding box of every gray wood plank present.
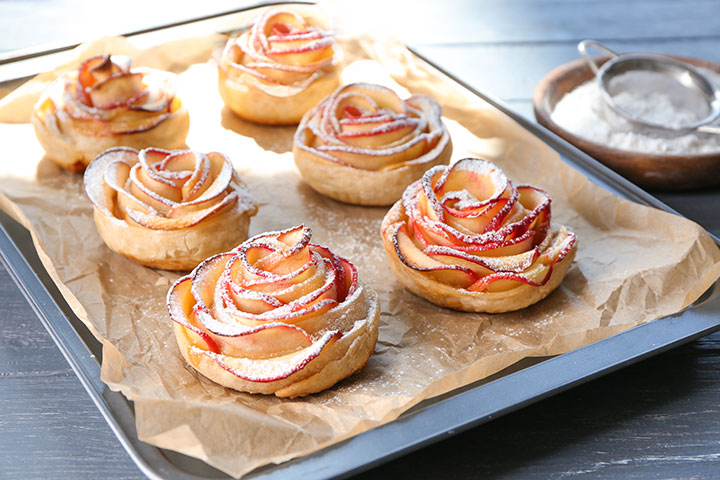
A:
[0,267,78,377]
[414,39,720,103]
[0,0,240,52]
[384,0,720,46]
[0,1,719,479]
[0,261,143,479]
[2,0,720,53]
[0,376,144,480]
[358,332,720,479]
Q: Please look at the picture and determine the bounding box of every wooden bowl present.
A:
[533,55,720,191]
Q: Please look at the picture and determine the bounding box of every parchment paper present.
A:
[0,33,719,479]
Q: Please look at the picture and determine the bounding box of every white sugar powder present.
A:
[551,67,720,154]
[608,71,709,127]
[441,189,479,209]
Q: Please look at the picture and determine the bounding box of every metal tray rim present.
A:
[2,213,718,480]
[1,5,719,479]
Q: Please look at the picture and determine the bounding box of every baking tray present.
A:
[1,4,719,479]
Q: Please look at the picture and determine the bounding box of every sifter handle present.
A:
[578,40,619,75]
[696,124,720,135]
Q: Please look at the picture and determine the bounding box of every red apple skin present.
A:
[381,158,579,312]
[167,277,220,354]
[392,222,478,287]
[167,224,379,396]
[205,330,342,383]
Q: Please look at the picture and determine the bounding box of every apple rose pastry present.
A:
[84,147,257,270]
[167,225,380,398]
[32,54,189,172]
[293,83,452,206]
[381,158,577,313]
[217,8,340,125]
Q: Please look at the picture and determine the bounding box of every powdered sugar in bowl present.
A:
[578,40,720,136]
[533,46,720,190]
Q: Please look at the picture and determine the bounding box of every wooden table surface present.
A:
[1,1,719,478]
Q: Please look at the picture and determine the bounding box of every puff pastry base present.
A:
[381,201,578,313]
[218,68,339,126]
[32,107,189,172]
[293,136,452,206]
[93,205,252,270]
[173,290,380,398]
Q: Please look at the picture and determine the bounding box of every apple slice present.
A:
[310,244,358,300]
[442,195,512,234]
[78,55,114,87]
[104,158,174,221]
[516,185,551,243]
[338,112,396,129]
[317,136,426,171]
[232,228,317,288]
[452,228,536,256]
[260,11,306,37]
[132,163,183,204]
[214,323,315,359]
[410,216,457,248]
[190,252,235,311]
[266,37,334,66]
[139,147,172,168]
[337,118,419,149]
[127,165,175,212]
[392,223,477,287]
[252,242,311,275]
[175,152,209,200]
[340,104,367,119]
[268,29,325,44]
[224,249,324,307]
[137,149,192,195]
[103,109,170,135]
[424,247,494,277]
[130,92,172,113]
[426,244,540,273]
[254,67,310,85]
[467,260,551,293]
[193,283,318,358]
[85,147,140,217]
[418,167,448,222]
[127,193,235,230]
[165,155,234,217]
[467,229,576,292]
[220,272,283,315]
[242,253,317,291]
[282,258,338,307]
[190,252,309,334]
[276,224,313,255]
[435,158,506,193]
[337,84,406,112]
[75,55,115,104]
[89,72,145,109]
[271,22,293,36]
[198,329,341,382]
[257,257,328,304]
[173,271,334,361]
[167,276,220,353]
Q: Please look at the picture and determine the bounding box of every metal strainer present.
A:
[578,40,720,135]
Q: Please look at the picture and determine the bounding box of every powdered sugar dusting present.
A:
[295,82,448,171]
[441,189,479,209]
[395,158,568,291]
[84,147,257,230]
[220,7,337,96]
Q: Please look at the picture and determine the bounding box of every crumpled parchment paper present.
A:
[0,31,718,479]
